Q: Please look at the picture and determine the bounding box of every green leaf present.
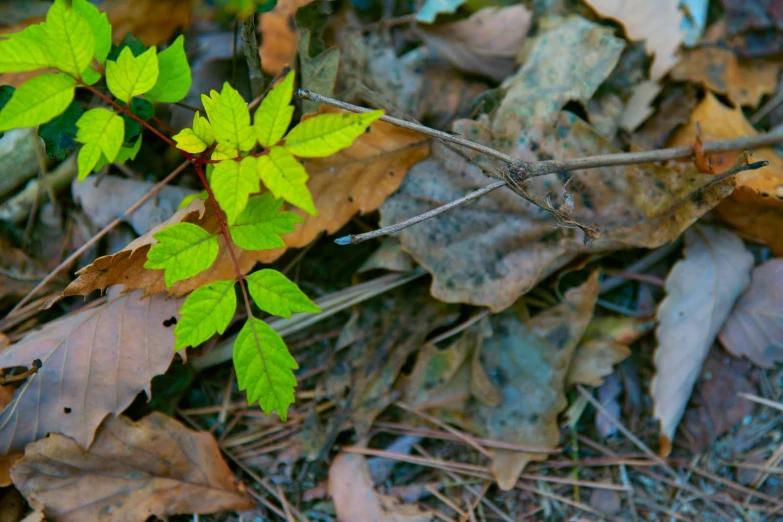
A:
[0,73,75,132]
[178,190,208,209]
[175,280,237,349]
[0,86,14,112]
[106,46,160,103]
[173,111,214,153]
[72,0,112,64]
[116,134,143,163]
[257,146,316,215]
[233,317,297,420]
[107,33,146,61]
[284,109,383,158]
[211,82,255,152]
[38,100,84,160]
[246,269,320,318]
[201,89,220,120]
[415,0,467,23]
[211,142,238,160]
[254,70,294,147]
[0,26,52,73]
[297,30,339,114]
[211,156,259,224]
[146,35,191,103]
[75,107,125,180]
[230,194,303,250]
[43,0,96,77]
[144,223,220,287]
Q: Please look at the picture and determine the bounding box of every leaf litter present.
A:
[3,0,783,520]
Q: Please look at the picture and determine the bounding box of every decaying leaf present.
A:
[0,386,20,487]
[416,5,532,82]
[328,453,433,522]
[670,93,783,255]
[652,225,753,457]
[0,291,182,453]
[260,0,315,74]
[382,112,733,311]
[720,259,783,368]
[104,0,194,46]
[358,238,416,274]
[470,272,599,490]
[11,413,253,521]
[493,15,625,133]
[671,47,779,107]
[0,236,50,304]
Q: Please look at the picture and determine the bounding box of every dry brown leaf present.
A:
[0,236,50,304]
[18,511,44,522]
[652,225,753,457]
[104,0,194,46]
[0,385,20,487]
[471,272,599,490]
[382,112,733,311]
[417,5,532,82]
[59,113,427,299]
[671,47,779,107]
[11,413,253,521]
[259,0,315,74]
[719,259,783,368]
[670,93,783,255]
[0,291,182,453]
[583,0,684,81]
[328,453,433,522]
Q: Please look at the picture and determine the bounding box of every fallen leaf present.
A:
[470,272,599,490]
[719,0,783,57]
[358,238,416,274]
[631,84,699,150]
[0,385,20,487]
[298,29,339,114]
[382,112,733,311]
[0,291,182,453]
[0,488,25,522]
[260,0,315,74]
[670,93,783,255]
[0,236,50,304]
[104,0,195,46]
[595,372,622,438]
[493,15,625,133]
[671,47,779,107]
[719,259,783,368]
[10,413,254,521]
[680,349,757,452]
[416,0,466,24]
[328,453,433,522]
[416,5,532,82]
[73,175,196,235]
[651,225,753,457]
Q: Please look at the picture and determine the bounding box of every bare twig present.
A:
[240,14,264,98]
[1,359,42,385]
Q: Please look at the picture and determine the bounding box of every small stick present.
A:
[1,359,42,386]
[240,14,264,98]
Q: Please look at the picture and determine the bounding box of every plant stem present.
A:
[240,14,264,99]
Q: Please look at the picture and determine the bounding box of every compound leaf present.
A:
[75,107,124,180]
[106,46,160,103]
[0,73,75,132]
[175,280,237,349]
[253,70,294,147]
[144,223,220,288]
[284,109,384,158]
[43,0,95,77]
[72,0,112,64]
[246,269,320,318]
[233,317,297,420]
[146,35,191,103]
[211,156,258,224]
[229,194,302,250]
[173,111,213,153]
[257,146,316,215]
[211,82,255,152]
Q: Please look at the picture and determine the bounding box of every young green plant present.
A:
[0,0,383,420]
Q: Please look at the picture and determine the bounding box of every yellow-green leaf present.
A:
[211,156,259,224]
[144,223,220,287]
[75,108,124,180]
[246,269,321,318]
[146,35,191,103]
[106,46,160,103]
[229,194,302,250]
[173,112,214,153]
[211,142,238,161]
[72,0,112,64]
[0,25,52,73]
[43,0,95,77]
[257,146,316,215]
[77,143,101,181]
[175,280,237,350]
[234,317,298,421]
[211,82,255,152]
[284,109,384,158]
[201,89,220,120]
[0,73,75,132]
[254,70,294,147]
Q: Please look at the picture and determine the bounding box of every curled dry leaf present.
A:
[652,225,753,457]
[671,47,779,107]
[416,5,532,82]
[0,291,182,453]
[10,413,254,522]
[328,453,432,522]
[670,93,783,255]
[470,272,599,490]
[56,113,427,299]
[720,259,783,368]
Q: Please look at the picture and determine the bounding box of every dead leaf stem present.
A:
[0,359,41,386]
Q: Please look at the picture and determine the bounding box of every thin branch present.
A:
[240,14,264,99]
